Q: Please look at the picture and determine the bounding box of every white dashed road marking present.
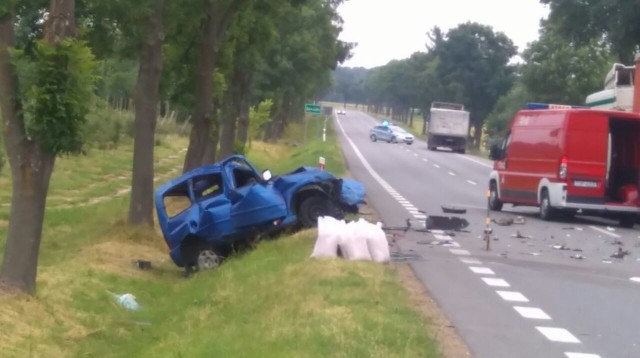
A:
[536,327,581,343]
[433,164,441,168]
[469,266,495,275]
[481,277,510,287]
[565,353,602,358]
[589,225,621,238]
[466,180,477,185]
[630,277,640,283]
[449,249,470,256]
[448,171,456,176]
[413,214,427,219]
[513,306,551,320]
[496,291,529,302]
[422,158,428,162]
[460,258,482,265]
[413,153,418,157]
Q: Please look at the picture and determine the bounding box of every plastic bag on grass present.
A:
[366,222,390,263]
[311,216,341,259]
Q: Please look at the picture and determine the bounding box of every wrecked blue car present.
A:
[155,155,365,271]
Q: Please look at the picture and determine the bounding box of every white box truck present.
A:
[427,102,470,153]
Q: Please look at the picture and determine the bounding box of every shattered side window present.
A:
[164,181,191,218]
[192,173,224,202]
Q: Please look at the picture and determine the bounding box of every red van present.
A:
[488,104,640,227]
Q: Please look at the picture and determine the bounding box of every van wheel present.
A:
[488,181,503,211]
[619,215,636,228]
[370,134,377,142]
[539,189,555,221]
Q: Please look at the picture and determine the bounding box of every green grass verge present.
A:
[0,118,440,357]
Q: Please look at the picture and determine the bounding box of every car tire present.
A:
[539,189,555,221]
[196,247,222,271]
[390,136,397,144]
[619,215,636,228]
[370,134,377,142]
[488,181,503,211]
[299,195,334,228]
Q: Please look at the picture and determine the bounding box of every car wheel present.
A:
[390,136,397,144]
[539,189,555,221]
[488,181,503,211]
[299,195,334,228]
[370,134,377,142]
[407,142,413,145]
[619,215,636,228]
[196,248,222,271]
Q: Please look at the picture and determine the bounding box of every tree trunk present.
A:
[0,1,71,294]
[182,1,248,173]
[128,0,164,226]
[235,75,252,151]
[218,78,242,159]
[201,104,220,166]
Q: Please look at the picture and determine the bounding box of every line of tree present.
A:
[0,0,350,294]
[327,0,640,147]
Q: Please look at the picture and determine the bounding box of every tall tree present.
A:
[0,0,95,293]
[520,24,612,105]
[182,0,250,173]
[541,0,640,63]
[127,0,165,225]
[432,22,517,147]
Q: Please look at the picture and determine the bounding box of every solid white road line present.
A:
[460,258,482,265]
[449,249,471,256]
[513,306,551,320]
[495,291,529,302]
[536,327,581,343]
[469,266,495,275]
[481,277,510,287]
[565,353,601,358]
[589,225,621,238]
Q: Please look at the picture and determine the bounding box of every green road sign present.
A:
[305,103,322,115]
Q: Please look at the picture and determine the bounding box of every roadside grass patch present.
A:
[0,116,440,357]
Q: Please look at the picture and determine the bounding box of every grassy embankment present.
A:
[0,113,440,357]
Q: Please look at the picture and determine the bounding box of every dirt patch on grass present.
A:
[0,220,7,228]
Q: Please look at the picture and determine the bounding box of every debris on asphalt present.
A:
[492,218,514,226]
[606,226,616,232]
[426,216,470,232]
[499,252,508,258]
[390,251,422,263]
[610,247,630,259]
[530,252,541,256]
[611,239,623,246]
[442,205,467,214]
[513,216,526,225]
[602,259,613,264]
[572,248,583,252]
[552,244,571,251]
[570,254,584,260]
[563,226,584,231]
[511,230,532,239]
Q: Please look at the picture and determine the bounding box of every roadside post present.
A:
[484,189,492,251]
[304,103,322,145]
[318,156,326,170]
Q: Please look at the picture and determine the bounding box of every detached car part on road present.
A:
[155,155,366,272]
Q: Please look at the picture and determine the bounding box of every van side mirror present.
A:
[489,144,503,160]
[262,169,272,181]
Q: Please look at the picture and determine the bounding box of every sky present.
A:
[337,0,550,68]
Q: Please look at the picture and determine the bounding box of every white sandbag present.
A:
[344,219,372,261]
[367,222,390,263]
[310,216,340,259]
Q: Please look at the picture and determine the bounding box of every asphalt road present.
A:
[334,109,640,358]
